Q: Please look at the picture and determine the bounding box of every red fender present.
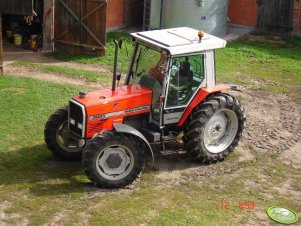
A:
[177,84,230,126]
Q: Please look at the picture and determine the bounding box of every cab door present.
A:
[163,54,206,125]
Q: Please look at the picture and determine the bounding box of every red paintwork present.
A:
[74,84,152,138]
[177,84,230,126]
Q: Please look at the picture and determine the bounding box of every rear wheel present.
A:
[183,93,246,163]
[44,107,84,160]
[82,131,146,188]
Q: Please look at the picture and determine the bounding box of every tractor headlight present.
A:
[77,123,83,130]
[70,118,76,125]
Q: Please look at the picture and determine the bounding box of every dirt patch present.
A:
[279,143,301,169]
[0,201,11,223]
[237,90,301,153]
[0,87,26,94]
[244,34,291,48]
[0,201,28,226]
[237,147,256,162]
[46,211,69,226]
[3,51,112,89]
[273,179,301,203]
[152,88,300,187]
[4,64,108,89]
[45,61,112,75]
[4,51,112,75]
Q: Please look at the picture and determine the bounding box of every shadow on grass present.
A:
[0,144,87,196]
[0,142,205,196]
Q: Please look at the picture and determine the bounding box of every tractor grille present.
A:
[69,99,86,138]
[87,121,104,135]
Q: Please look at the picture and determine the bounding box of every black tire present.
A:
[183,93,246,163]
[44,107,83,160]
[82,131,146,188]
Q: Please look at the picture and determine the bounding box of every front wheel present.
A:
[184,93,246,163]
[44,107,85,160]
[82,131,146,188]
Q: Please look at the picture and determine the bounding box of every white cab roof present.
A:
[131,27,227,56]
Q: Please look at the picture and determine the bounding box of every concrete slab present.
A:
[224,24,255,41]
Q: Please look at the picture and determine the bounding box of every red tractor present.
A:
[44,27,246,188]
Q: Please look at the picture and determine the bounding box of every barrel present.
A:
[13,34,22,46]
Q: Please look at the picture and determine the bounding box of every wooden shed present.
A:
[53,0,143,55]
[228,0,300,36]
[0,0,36,74]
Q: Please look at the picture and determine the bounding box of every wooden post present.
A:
[0,14,3,75]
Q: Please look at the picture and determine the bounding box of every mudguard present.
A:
[113,123,154,163]
[177,84,231,126]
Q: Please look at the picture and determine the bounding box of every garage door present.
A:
[54,0,107,56]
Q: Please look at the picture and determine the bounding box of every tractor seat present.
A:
[139,75,162,110]
[170,61,194,91]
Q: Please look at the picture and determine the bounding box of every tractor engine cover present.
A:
[69,84,152,138]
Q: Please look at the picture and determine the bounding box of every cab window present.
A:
[166,55,205,108]
[129,45,164,84]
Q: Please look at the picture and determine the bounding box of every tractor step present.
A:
[160,150,177,156]
[140,127,161,142]
[162,131,178,142]
[162,135,177,142]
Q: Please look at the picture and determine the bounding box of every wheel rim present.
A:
[203,109,239,154]
[56,121,85,152]
[96,145,134,181]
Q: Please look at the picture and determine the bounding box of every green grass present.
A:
[11,61,112,83]
[216,34,301,93]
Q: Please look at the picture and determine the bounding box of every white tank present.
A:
[150,0,228,37]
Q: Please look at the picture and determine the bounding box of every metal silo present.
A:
[149,0,228,37]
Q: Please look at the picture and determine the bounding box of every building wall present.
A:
[106,0,125,28]
[228,0,258,27]
[293,0,301,33]
[106,0,143,30]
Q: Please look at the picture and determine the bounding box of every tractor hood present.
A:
[73,84,152,109]
[71,84,153,138]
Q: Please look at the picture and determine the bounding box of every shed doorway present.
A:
[1,0,44,52]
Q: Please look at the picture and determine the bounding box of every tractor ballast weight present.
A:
[44,27,246,188]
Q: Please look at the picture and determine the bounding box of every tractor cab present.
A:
[45,27,245,188]
[126,27,227,130]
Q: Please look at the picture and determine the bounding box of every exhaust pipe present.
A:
[112,40,119,91]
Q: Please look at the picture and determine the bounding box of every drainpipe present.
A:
[160,0,164,29]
